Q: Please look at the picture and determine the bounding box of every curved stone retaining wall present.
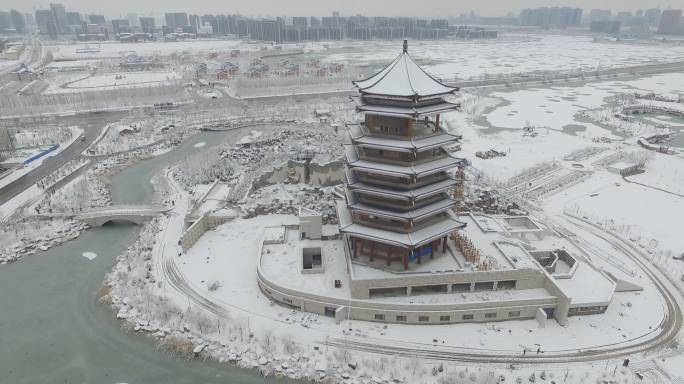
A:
[256,239,561,325]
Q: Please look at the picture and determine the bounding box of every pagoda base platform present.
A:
[348,235,449,271]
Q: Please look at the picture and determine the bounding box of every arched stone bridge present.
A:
[76,205,169,227]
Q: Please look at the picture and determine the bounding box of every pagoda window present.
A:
[360,148,406,162]
[414,148,446,163]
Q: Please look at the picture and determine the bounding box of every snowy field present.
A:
[482,73,684,138]
[15,34,684,383]
[0,58,21,73]
[544,167,684,260]
[0,126,83,191]
[445,113,591,182]
[47,35,684,82]
[441,70,684,269]
[176,214,664,350]
[628,154,684,195]
[48,39,244,60]
[322,34,684,80]
[42,71,183,94]
[105,187,672,383]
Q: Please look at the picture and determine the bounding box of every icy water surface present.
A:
[0,128,294,383]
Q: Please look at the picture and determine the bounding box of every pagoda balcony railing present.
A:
[359,120,445,140]
[357,172,448,190]
[357,149,448,165]
[352,212,450,234]
[355,193,447,212]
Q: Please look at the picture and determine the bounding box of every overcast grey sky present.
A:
[5,0,684,18]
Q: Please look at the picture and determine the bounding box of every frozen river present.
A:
[0,129,294,383]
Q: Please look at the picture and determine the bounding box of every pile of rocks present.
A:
[242,184,338,224]
[221,127,341,166]
[0,219,88,264]
[461,185,525,215]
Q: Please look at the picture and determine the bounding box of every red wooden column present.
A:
[403,250,409,270]
[442,236,447,253]
[353,238,358,258]
[369,241,375,262]
[386,245,391,266]
[435,114,440,132]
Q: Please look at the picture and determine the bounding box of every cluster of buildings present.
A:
[0,4,157,41]
[588,8,679,35]
[0,10,25,34]
[0,6,497,43]
[519,7,583,29]
[3,5,683,41]
[657,10,684,35]
[517,6,684,35]
[457,5,682,36]
[190,13,497,43]
[253,41,630,326]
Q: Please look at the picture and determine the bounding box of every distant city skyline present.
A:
[3,0,683,19]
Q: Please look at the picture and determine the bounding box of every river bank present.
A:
[0,125,308,383]
[0,130,192,264]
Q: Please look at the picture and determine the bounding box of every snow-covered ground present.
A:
[42,71,183,95]
[100,148,678,383]
[323,34,684,80]
[0,58,22,73]
[0,218,87,264]
[49,39,245,60]
[481,73,684,138]
[47,35,684,96]
[0,184,42,222]
[545,167,684,261]
[628,154,684,195]
[178,213,663,348]
[12,35,684,383]
[85,117,190,156]
[0,126,83,192]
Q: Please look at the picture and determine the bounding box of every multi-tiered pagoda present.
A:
[337,40,466,271]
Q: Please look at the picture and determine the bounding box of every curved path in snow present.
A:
[324,213,682,364]
[154,164,683,365]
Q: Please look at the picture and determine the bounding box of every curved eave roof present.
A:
[348,123,461,152]
[353,51,458,99]
[346,177,459,201]
[348,198,458,222]
[336,200,467,249]
[352,95,460,118]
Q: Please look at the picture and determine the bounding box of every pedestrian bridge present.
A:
[76,205,168,227]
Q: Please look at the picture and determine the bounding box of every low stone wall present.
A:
[257,269,557,325]
[349,268,546,299]
[180,213,230,252]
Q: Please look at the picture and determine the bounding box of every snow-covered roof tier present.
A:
[353,40,458,100]
[348,198,458,222]
[346,171,458,201]
[344,145,463,177]
[351,95,459,118]
[337,200,466,248]
[348,123,461,152]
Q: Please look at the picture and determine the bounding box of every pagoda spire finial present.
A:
[403,39,408,53]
